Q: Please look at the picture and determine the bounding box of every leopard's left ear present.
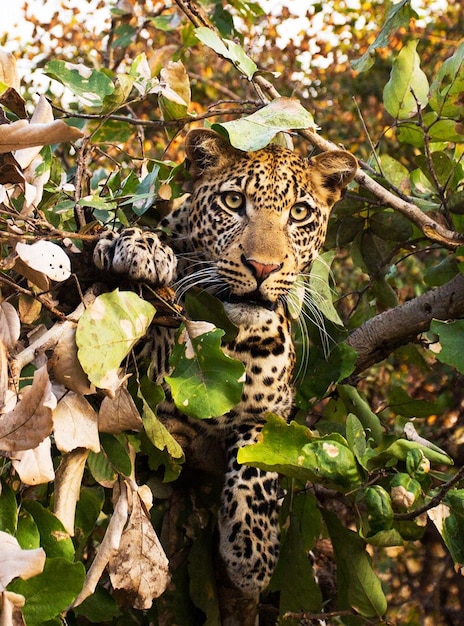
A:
[309,150,358,192]
[185,128,242,178]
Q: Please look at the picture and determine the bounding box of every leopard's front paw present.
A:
[93,227,177,286]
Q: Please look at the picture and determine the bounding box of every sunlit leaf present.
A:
[429,41,464,117]
[76,290,155,395]
[45,60,114,108]
[214,97,316,151]
[383,40,429,119]
[194,27,257,78]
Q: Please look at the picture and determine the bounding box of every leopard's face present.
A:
[185,130,357,305]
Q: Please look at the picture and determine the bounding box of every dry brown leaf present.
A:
[0,590,27,626]
[53,392,100,453]
[108,486,170,609]
[99,386,143,434]
[0,301,20,349]
[72,481,129,608]
[10,437,55,485]
[18,294,42,325]
[0,530,46,590]
[0,365,56,451]
[0,118,84,154]
[54,448,90,536]
[0,50,20,92]
[12,257,50,291]
[50,324,94,395]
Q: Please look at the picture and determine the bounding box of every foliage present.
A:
[1,1,464,625]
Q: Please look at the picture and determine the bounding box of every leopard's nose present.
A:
[243,257,282,284]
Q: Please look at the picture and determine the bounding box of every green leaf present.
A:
[270,494,322,617]
[76,290,155,392]
[184,290,239,344]
[194,27,257,78]
[346,413,367,467]
[238,414,362,489]
[188,529,221,624]
[45,60,114,108]
[337,384,384,446]
[430,319,464,374]
[369,437,452,469]
[8,558,86,626]
[141,394,184,460]
[74,586,122,623]
[363,485,394,535]
[295,342,357,408]
[383,40,430,119]
[0,479,18,535]
[74,486,105,553]
[16,509,40,550]
[324,511,387,618]
[237,414,314,482]
[87,449,117,485]
[428,489,464,569]
[378,155,412,197]
[429,41,464,117]
[166,321,245,419]
[213,97,317,151]
[20,501,75,561]
[99,433,132,476]
[351,0,417,73]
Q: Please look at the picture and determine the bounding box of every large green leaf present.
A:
[166,321,245,419]
[8,558,85,626]
[76,290,155,393]
[238,414,362,489]
[21,501,75,561]
[213,97,316,151]
[45,60,114,108]
[430,319,464,374]
[383,40,429,119]
[324,511,387,618]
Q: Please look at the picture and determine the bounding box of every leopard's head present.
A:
[185,129,357,306]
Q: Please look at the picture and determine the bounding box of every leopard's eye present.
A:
[289,202,311,223]
[221,191,246,212]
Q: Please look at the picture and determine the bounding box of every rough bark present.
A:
[347,273,464,374]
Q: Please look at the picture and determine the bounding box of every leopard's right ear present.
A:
[185,129,242,178]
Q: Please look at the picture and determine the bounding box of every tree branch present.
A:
[346,273,464,374]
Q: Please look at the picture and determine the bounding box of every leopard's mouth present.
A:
[225,291,277,311]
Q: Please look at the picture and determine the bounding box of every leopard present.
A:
[93,128,357,600]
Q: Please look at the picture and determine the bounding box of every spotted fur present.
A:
[93,129,357,596]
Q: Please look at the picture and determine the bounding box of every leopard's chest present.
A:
[220,302,295,426]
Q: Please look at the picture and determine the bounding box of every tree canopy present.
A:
[1,1,464,624]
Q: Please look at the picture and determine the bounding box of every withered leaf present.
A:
[10,437,55,485]
[54,448,90,536]
[0,365,56,451]
[108,487,170,609]
[53,392,100,453]
[99,385,143,434]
